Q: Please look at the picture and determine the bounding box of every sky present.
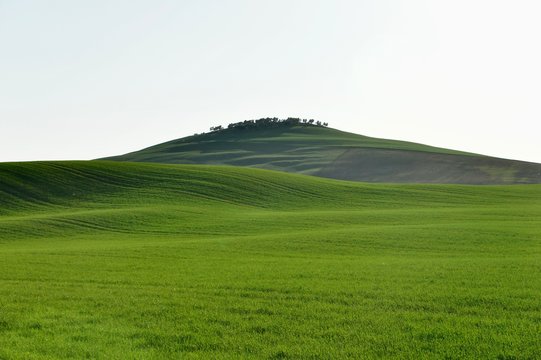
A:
[1,0,540,163]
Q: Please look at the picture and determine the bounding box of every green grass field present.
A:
[1,161,540,359]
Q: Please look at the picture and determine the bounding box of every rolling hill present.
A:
[1,161,540,358]
[103,122,541,184]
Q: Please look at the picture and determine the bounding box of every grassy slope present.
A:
[102,125,541,184]
[1,161,541,359]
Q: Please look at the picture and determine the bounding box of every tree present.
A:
[207,117,324,133]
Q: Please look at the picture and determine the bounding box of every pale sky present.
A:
[1,0,540,163]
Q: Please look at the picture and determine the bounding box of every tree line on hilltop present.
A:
[209,117,328,132]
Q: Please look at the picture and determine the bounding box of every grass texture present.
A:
[1,161,540,359]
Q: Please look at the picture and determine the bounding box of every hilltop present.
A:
[103,118,541,184]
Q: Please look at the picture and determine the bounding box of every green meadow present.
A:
[1,161,540,359]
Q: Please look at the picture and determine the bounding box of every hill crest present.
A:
[102,121,541,185]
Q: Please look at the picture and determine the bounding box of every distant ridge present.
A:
[102,118,541,185]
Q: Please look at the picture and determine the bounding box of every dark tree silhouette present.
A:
[208,117,328,133]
